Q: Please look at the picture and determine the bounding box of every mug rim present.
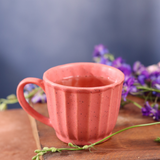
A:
[43,62,124,91]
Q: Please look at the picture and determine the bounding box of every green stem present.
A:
[155,96,158,104]
[126,98,142,109]
[145,92,151,102]
[26,87,42,98]
[130,90,146,95]
[33,121,160,159]
[0,87,41,105]
[120,99,131,107]
[137,86,160,93]
[58,148,83,151]
[91,122,160,146]
[0,98,18,104]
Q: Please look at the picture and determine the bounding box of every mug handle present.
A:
[16,77,52,127]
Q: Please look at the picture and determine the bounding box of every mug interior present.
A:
[43,63,124,89]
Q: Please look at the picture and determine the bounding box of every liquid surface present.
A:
[55,76,113,87]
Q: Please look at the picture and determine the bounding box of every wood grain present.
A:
[0,109,37,160]
[30,96,160,160]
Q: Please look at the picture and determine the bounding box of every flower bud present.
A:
[43,147,49,150]
[34,149,41,153]
[32,156,37,160]
[50,147,57,152]
[68,142,74,147]
[82,145,89,149]
[37,152,44,156]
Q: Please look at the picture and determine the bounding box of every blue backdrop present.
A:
[0,0,160,109]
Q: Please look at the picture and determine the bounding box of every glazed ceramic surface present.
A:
[17,62,124,145]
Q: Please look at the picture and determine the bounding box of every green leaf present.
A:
[0,103,7,110]
[32,156,37,160]
[7,94,17,100]
[37,152,44,156]
[154,137,160,142]
[108,54,115,61]
[104,53,115,61]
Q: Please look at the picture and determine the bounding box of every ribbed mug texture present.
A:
[44,63,124,145]
[17,63,124,145]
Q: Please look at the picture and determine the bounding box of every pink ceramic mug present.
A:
[17,62,124,145]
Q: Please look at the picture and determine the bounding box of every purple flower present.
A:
[153,83,160,90]
[93,44,109,58]
[24,84,37,92]
[133,61,149,77]
[133,61,149,85]
[24,84,47,103]
[142,101,152,116]
[137,75,146,85]
[150,72,160,91]
[149,71,160,81]
[129,85,138,95]
[118,64,132,76]
[92,44,114,65]
[112,57,132,76]
[31,91,47,103]
[152,81,160,90]
[142,101,160,121]
[112,57,124,68]
[100,57,112,66]
[150,104,160,121]
[122,77,135,101]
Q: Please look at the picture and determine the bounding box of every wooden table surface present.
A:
[1,96,160,160]
[31,96,160,160]
[0,109,37,160]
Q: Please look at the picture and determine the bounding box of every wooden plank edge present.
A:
[28,115,44,160]
[28,115,41,150]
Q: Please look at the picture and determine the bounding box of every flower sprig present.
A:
[93,44,160,121]
[32,144,94,160]
[32,121,160,159]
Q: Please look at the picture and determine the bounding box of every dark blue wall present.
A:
[0,0,160,108]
